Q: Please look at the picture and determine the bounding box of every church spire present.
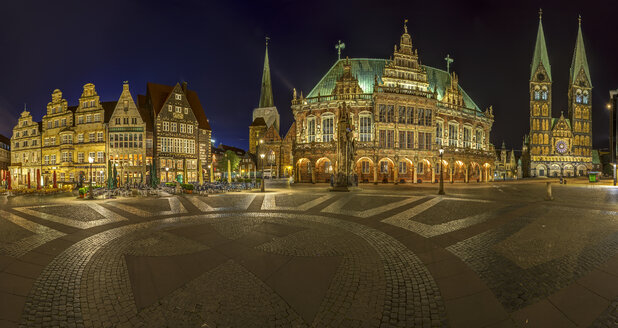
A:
[258,37,274,108]
[569,16,592,86]
[531,9,552,82]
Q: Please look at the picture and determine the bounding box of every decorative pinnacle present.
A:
[578,15,581,26]
[539,8,543,20]
[265,36,270,46]
[404,18,408,33]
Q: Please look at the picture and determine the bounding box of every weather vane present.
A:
[444,54,454,73]
[335,40,345,60]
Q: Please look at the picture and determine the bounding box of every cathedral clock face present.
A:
[537,73,545,81]
[556,140,567,154]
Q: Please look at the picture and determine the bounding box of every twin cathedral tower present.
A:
[524,11,593,177]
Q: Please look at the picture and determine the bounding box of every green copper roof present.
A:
[306,58,482,113]
[258,45,274,108]
[570,22,592,86]
[307,58,385,97]
[531,18,552,81]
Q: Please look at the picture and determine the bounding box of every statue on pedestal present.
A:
[332,102,356,191]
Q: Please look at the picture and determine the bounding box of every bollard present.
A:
[544,181,553,201]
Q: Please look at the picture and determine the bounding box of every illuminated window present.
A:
[163,121,169,131]
[448,124,458,147]
[398,161,406,174]
[359,114,372,141]
[361,161,370,174]
[463,126,471,148]
[380,161,388,173]
[171,123,177,132]
[322,116,334,142]
[307,117,316,142]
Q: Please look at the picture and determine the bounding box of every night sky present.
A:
[1,0,617,151]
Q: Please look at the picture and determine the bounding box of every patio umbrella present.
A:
[112,165,118,189]
[198,159,204,185]
[107,160,113,189]
[37,169,41,189]
[53,171,57,188]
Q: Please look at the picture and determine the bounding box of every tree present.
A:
[217,150,240,177]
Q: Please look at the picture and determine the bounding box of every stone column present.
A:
[310,163,315,184]
[414,165,418,184]
[450,165,453,183]
[394,161,398,185]
[465,164,469,183]
[373,164,378,185]
[431,162,435,183]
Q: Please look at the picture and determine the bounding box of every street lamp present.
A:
[438,148,445,195]
[165,167,169,182]
[88,156,94,199]
[608,95,617,186]
[260,153,265,192]
[208,164,212,183]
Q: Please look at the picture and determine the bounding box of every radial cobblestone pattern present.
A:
[0,182,616,327]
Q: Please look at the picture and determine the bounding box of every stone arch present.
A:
[543,134,549,144]
[295,158,312,183]
[355,157,375,183]
[377,157,395,183]
[415,158,432,183]
[469,162,481,182]
[536,163,547,177]
[549,164,561,177]
[563,164,574,177]
[576,164,587,176]
[315,157,333,183]
[396,157,415,183]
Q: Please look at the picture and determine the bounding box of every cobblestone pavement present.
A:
[0,179,617,327]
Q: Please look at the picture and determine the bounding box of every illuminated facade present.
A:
[9,81,211,188]
[249,42,294,178]
[290,22,495,183]
[140,82,212,183]
[524,13,593,177]
[108,82,147,185]
[0,135,9,185]
[72,84,109,186]
[8,109,40,188]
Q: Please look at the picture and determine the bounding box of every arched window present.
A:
[541,88,548,100]
[575,89,582,103]
[534,90,541,100]
[583,91,589,104]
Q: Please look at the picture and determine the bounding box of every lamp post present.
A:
[608,94,617,186]
[438,148,445,195]
[88,156,94,199]
[260,153,265,192]
[208,164,212,183]
[165,167,169,182]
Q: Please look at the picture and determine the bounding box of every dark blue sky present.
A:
[1,0,616,150]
